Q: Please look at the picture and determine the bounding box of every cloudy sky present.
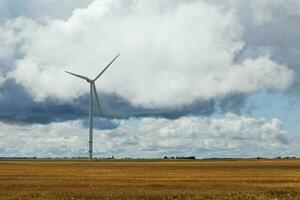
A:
[0,0,299,158]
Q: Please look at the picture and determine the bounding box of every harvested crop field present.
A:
[1,159,300,200]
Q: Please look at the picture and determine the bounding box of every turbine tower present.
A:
[65,54,120,161]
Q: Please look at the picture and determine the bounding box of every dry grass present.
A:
[1,159,300,200]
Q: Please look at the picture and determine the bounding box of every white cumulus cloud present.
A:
[0,0,293,108]
[0,114,294,158]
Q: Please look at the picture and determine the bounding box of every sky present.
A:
[0,0,300,158]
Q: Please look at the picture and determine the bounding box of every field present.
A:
[1,159,300,200]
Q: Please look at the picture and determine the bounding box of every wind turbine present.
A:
[65,54,120,161]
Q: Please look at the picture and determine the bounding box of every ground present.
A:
[0,159,300,200]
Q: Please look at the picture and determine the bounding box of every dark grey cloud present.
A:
[101,93,216,119]
[0,79,216,125]
[0,79,86,124]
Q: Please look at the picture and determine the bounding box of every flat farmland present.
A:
[1,159,300,200]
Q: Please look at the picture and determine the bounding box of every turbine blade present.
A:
[94,53,120,81]
[92,83,103,118]
[65,71,90,81]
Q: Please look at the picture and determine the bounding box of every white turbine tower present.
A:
[65,54,120,161]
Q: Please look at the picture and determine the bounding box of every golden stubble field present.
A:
[0,159,300,200]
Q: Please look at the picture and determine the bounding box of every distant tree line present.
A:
[163,156,196,160]
[0,156,298,160]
